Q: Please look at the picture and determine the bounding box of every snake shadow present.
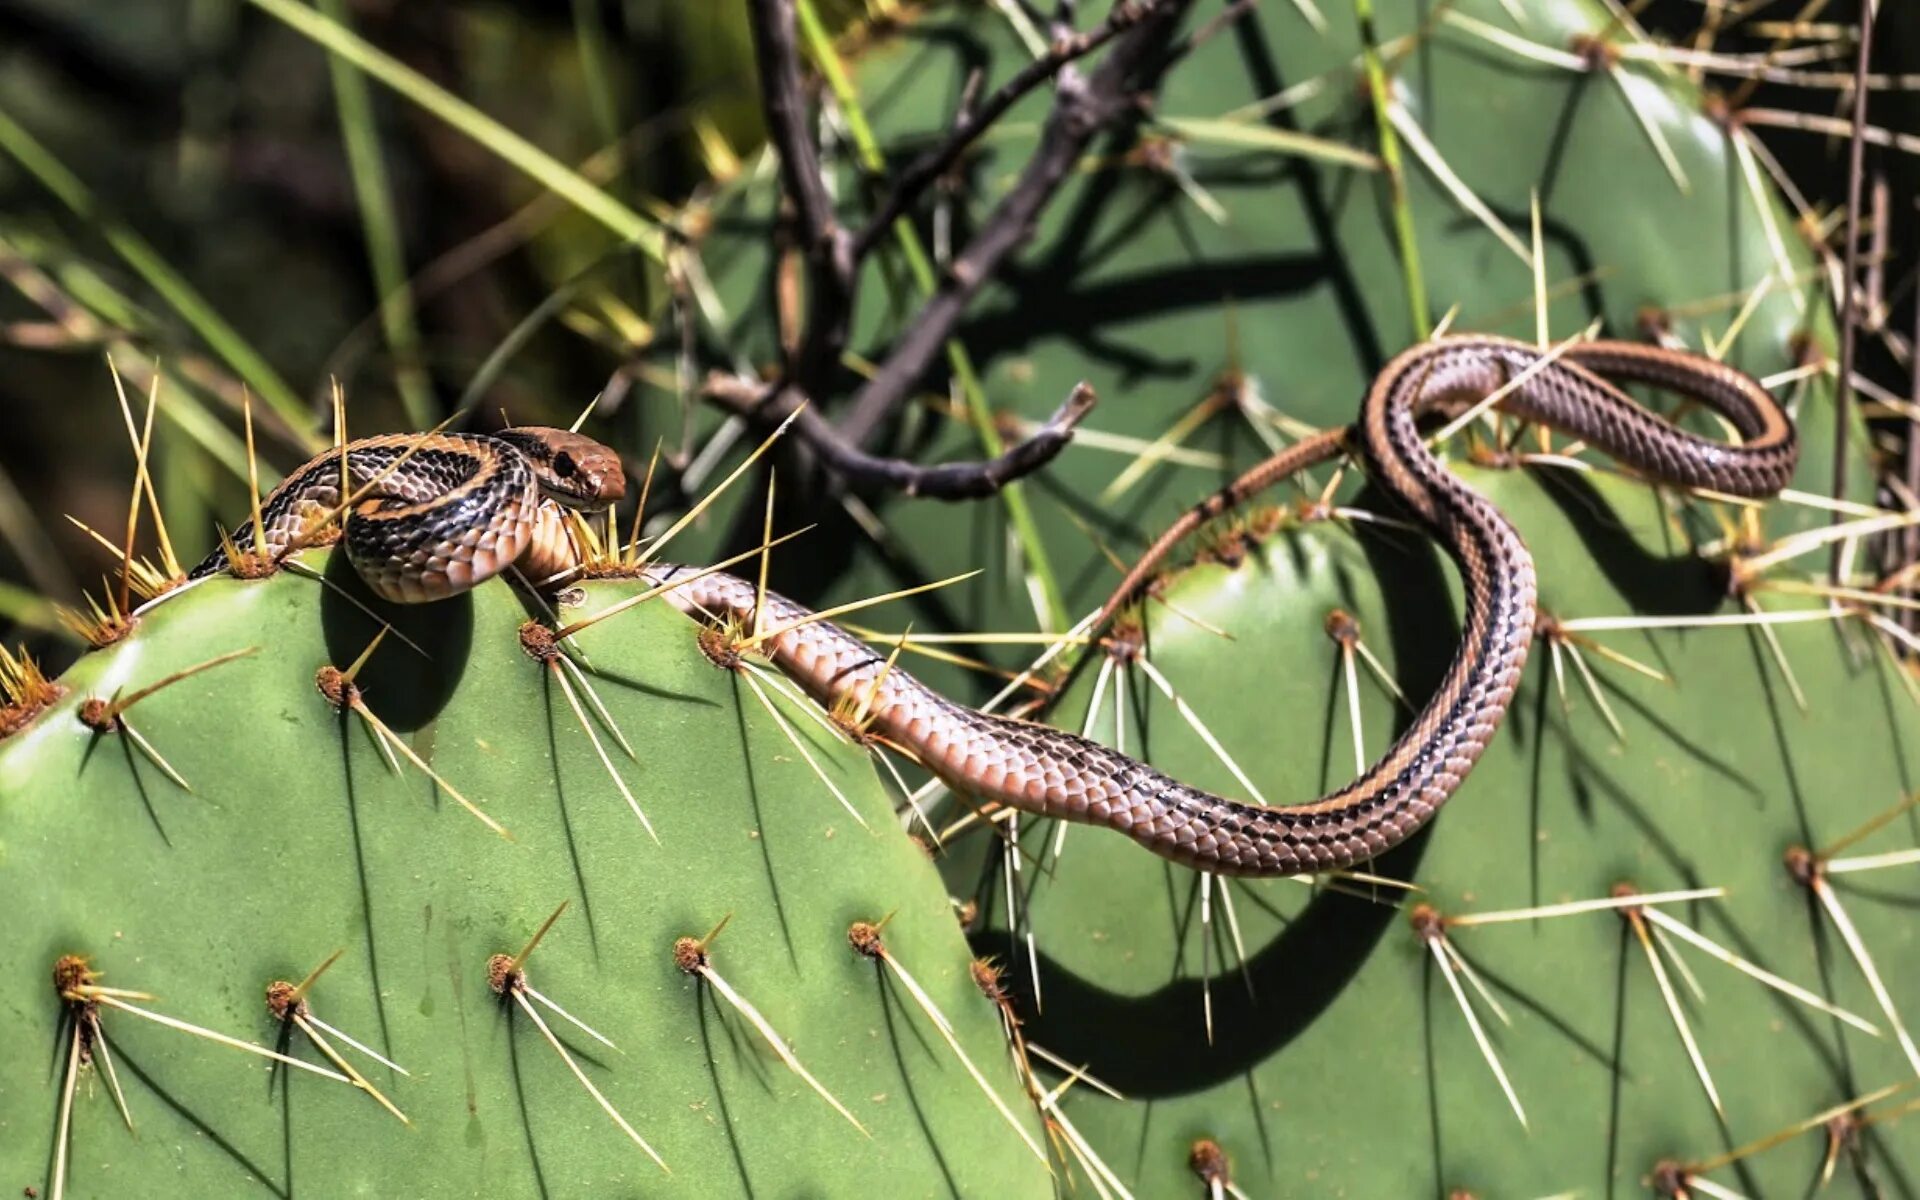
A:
[987,447,1787,1099]
[319,550,474,733]
[1526,465,1728,617]
[694,985,769,1200]
[980,491,1454,1097]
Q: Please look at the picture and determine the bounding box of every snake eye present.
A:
[552,451,578,479]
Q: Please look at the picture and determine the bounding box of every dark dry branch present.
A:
[745,0,855,396]
[727,0,1185,500]
[834,0,1194,451]
[705,374,1097,500]
[852,0,1188,259]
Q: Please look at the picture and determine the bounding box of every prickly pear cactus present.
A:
[991,466,1920,1197]
[0,564,1050,1197]
[7,0,1920,1197]
[657,0,1920,1195]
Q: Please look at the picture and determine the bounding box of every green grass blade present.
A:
[1157,115,1383,171]
[246,0,665,264]
[315,0,435,428]
[0,110,317,448]
[570,0,626,182]
[0,579,68,640]
[1353,0,1430,337]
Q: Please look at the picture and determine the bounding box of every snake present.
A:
[189,337,1794,876]
[189,429,626,604]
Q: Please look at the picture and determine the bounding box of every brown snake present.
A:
[192,337,1794,876]
[645,337,1796,875]
[190,428,625,604]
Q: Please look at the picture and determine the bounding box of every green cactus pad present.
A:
[0,560,1048,1198]
[971,464,1920,1196]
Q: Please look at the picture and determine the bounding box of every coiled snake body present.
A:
[193,337,1795,876]
[190,428,624,604]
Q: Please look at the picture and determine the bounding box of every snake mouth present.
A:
[539,484,616,512]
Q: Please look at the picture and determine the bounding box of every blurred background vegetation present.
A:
[0,0,1913,668]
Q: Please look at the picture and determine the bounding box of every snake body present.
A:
[188,428,623,604]
[192,337,1794,876]
[643,339,1794,874]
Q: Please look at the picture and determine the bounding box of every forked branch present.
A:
[853,0,1190,258]
[705,374,1097,500]
[834,0,1193,450]
[736,0,1191,499]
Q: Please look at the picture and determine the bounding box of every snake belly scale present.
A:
[189,337,1795,877]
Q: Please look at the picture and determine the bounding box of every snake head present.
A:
[495,427,628,511]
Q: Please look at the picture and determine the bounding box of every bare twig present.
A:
[707,374,1097,499]
[835,0,1192,450]
[746,0,855,395]
[853,0,1187,256]
[1169,0,1261,64]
